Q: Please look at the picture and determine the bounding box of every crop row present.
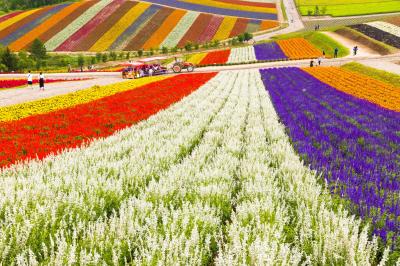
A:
[0,78,87,89]
[188,38,322,65]
[263,67,400,253]
[0,1,279,52]
[350,21,400,49]
[0,70,384,264]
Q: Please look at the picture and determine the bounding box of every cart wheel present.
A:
[187,65,194,72]
[173,64,182,73]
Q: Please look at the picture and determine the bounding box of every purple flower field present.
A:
[254,42,287,61]
[260,67,400,248]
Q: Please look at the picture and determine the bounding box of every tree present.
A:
[102,53,108,62]
[184,42,193,52]
[138,49,143,57]
[77,55,85,68]
[314,5,320,16]
[29,38,47,61]
[96,52,102,62]
[161,46,169,54]
[243,32,253,41]
[18,51,34,70]
[1,47,18,71]
[126,52,131,59]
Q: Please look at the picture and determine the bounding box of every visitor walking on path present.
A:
[27,71,33,89]
[39,72,45,91]
[318,57,322,66]
[353,46,358,56]
[334,47,339,58]
[310,60,314,67]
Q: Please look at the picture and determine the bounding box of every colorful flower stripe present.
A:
[9,2,84,51]
[215,0,276,8]
[0,76,168,122]
[229,17,248,37]
[160,11,199,48]
[143,9,187,50]
[227,45,256,63]
[0,78,87,89]
[259,20,279,31]
[0,11,24,24]
[177,13,213,47]
[0,73,216,168]
[55,0,124,51]
[212,16,237,41]
[254,42,287,61]
[141,0,277,20]
[0,8,39,32]
[260,67,400,246]
[45,0,112,51]
[245,19,261,32]
[197,15,224,43]
[72,0,133,52]
[199,49,231,65]
[181,0,277,14]
[36,0,97,45]
[0,7,51,40]
[350,24,400,49]
[124,7,174,51]
[0,4,69,46]
[304,67,400,112]
[366,21,400,38]
[109,5,160,51]
[90,2,150,52]
[187,52,208,64]
[277,38,323,59]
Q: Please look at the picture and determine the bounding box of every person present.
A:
[353,46,358,56]
[27,70,33,89]
[318,57,322,66]
[39,72,45,91]
[310,60,314,67]
[322,50,326,57]
[334,47,339,58]
[149,66,154,77]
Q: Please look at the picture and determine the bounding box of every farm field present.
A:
[0,78,88,89]
[350,20,400,49]
[0,64,399,262]
[0,0,279,52]
[297,0,400,17]
[0,68,395,264]
[187,38,323,66]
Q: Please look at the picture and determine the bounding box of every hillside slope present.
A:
[0,0,279,52]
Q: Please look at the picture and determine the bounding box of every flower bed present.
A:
[0,73,216,168]
[254,42,287,61]
[0,78,88,90]
[261,67,400,248]
[277,38,323,59]
[350,23,400,49]
[199,49,231,65]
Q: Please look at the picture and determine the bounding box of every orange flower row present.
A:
[277,38,323,59]
[304,67,400,112]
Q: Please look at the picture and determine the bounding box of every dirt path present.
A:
[360,60,400,75]
[323,31,380,57]
[0,77,121,107]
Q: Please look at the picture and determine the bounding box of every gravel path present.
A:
[0,77,121,107]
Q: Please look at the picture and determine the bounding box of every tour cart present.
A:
[122,57,168,79]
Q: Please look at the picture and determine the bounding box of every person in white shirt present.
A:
[27,71,33,89]
[39,72,45,91]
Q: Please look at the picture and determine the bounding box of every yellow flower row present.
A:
[187,53,207,64]
[0,76,168,122]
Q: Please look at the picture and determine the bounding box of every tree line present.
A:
[0,0,73,12]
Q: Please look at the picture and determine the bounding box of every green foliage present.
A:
[29,38,47,61]
[273,31,350,58]
[184,42,193,52]
[109,51,117,61]
[77,54,84,67]
[161,46,168,54]
[341,62,400,88]
[0,0,73,12]
[0,47,18,71]
[126,52,131,59]
[137,49,143,57]
[96,52,102,62]
[102,53,108,62]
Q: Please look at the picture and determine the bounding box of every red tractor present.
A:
[172,57,195,73]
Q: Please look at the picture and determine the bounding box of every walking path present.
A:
[254,0,304,40]
[360,60,400,75]
[322,31,380,57]
[0,77,121,107]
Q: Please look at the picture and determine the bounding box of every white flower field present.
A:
[0,70,386,265]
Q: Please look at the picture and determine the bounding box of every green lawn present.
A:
[297,0,400,17]
[272,31,350,58]
[341,62,400,87]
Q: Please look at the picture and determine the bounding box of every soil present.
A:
[323,31,380,57]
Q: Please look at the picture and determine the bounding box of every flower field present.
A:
[261,67,400,250]
[350,20,400,49]
[0,0,279,52]
[0,68,392,264]
[0,78,88,89]
[188,38,322,65]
